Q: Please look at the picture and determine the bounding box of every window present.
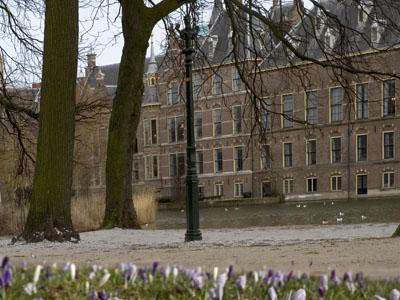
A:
[383,172,395,189]
[260,98,271,130]
[383,132,394,159]
[357,174,368,195]
[262,181,273,197]
[133,160,139,182]
[214,148,223,173]
[330,87,343,122]
[283,143,293,168]
[169,153,185,177]
[233,106,242,134]
[168,81,179,105]
[194,111,202,139]
[212,74,222,96]
[193,73,202,98]
[234,146,243,172]
[356,83,368,119]
[215,183,224,196]
[168,116,185,143]
[358,6,366,24]
[306,91,317,124]
[234,182,244,197]
[331,137,342,163]
[307,178,317,193]
[232,68,242,92]
[383,79,395,116]
[198,185,204,199]
[282,94,293,128]
[331,176,342,191]
[213,109,222,136]
[283,179,294,194]
[196,151,204,174]
[357,135,367,161]
[307,140,317,166]
[145,155,158,179]
[261,145,272,169]
[144,119,157,145]
[371,25,378,43]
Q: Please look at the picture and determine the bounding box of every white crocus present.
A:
[391,289,400,300]
[253,271,259,284]
[70,263,76,281]
[213,267,219,282]
[23,283,37,296]
[33,265,43,284]
[267,286,278,300]
[99,271,111,287]
[165,265,171,279]
[292,288,306,300]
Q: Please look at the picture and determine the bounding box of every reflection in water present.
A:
[156,198,400,229]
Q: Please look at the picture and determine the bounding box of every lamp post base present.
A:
[185,230,202,242]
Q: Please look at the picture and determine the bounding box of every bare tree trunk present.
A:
[102,1,153,228]
[16,0,79,242]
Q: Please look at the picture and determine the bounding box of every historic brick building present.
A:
[2,0,400,204]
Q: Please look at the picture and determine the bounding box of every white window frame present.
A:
[214,183,224,196]
[143,118,158,146]
[331,175,342,191]
[212,74,222,96]
[306,139,317,166]
[232,105,242,135]
[330,86,343,123]
[214,148,223,173]
[281,94,294,128]
[306,177,317,193]
[382,172,395,189]
[356,134,368,162]
[232,67,242,92]
[330,136,342,164]
[234,182,244,197]
[260,144,272,170]
[355,83,369,120]
[283,178,294,194]
[213,108,222,136]
[145,155,159,180]
[167,81,179,105]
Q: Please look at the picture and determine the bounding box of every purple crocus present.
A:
[2,266,12,288]
[138,268,147,283]
[343,272,352,283]
[267,286,278,300]
[292,288,306,300]
[192,274,204,290]
[1,257,9,269]
[227,265,234,279]
[98,291,108,300]
[208,288,217,299]
[235,275,246,290]
[318,286,326,297]
[89,291,97,300]
[320,274,328,291]
[151,262,159,275]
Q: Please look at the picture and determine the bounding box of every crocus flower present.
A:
[192,274,204,290]
[98,291,108,300]
[1,257,9,269]
[374,296,386,300]
[253,271,259,284]
[213,267,219,282]
[89,291,97,300]
[209,288,217,299]
[2,266,12,287]
[172,267,178,282]
[217,273,227,300]
[227,265,234,279]
[236,275,246,290]
[343,272,352,282]
[320,274,328,291]
[292,288,306,300]
[267,286,278,300]
[391,289,400,300]
[33,265,42,284]
[138,268,147,283]
[70,263,76,281]
[23,282,37,296]
[98,271,111,287]
[152,261,159,275]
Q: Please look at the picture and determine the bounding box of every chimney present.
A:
[85,53,97,77]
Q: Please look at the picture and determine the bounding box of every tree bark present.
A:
[102,1,153,228]
[16,0,79,242]
[102,0,190,229]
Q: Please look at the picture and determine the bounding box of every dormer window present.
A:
[148,76,156,86]
[228,30,233,53]
[208,35,218,59]
[324,28,336,49]
[370,20,385,44]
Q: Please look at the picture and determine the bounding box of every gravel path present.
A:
[1,223,399,279]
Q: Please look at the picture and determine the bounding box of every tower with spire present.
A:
[146,35,158,86]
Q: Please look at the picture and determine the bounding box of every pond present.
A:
[156,197,400,229]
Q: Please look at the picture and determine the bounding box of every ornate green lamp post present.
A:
[178,4,202,242]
